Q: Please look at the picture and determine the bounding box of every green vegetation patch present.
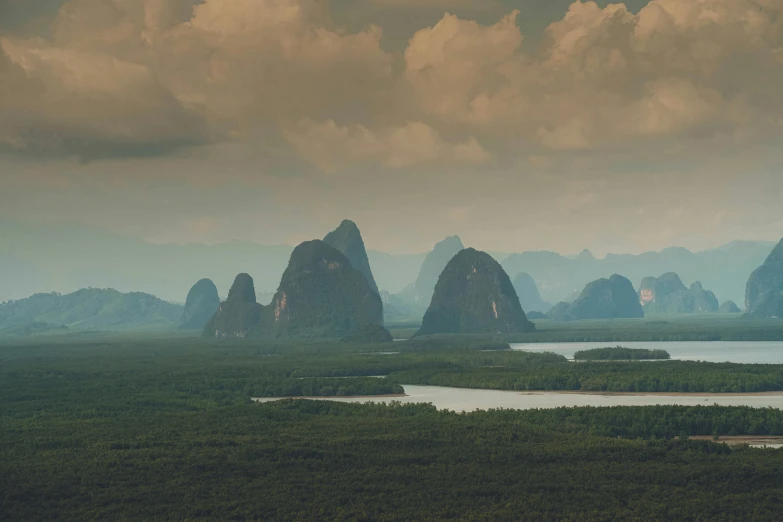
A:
[573,346,671,361]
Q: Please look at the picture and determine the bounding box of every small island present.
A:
[573,346,671,361]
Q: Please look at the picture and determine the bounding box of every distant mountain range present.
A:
[0,222,774,309]
[501,241,774,307]
[0,288,183,333]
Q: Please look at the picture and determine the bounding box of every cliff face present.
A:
[414,236,464,307]
[259,240,385,339]
[323,220,380,296]
[415,248,534,336]
[180,279,220,330]
[746,238,783,318]
[549,274,643,321]
[640,273,719,314]
[202,273,262,338]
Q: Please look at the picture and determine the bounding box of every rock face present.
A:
[719,300,742,314]
[323,220,379,296]
[415,248,534,336]
[746,238,783,318]
[203,273,262,338]
[414,236,464,307]
[261,240,385,339]
[180,279,220,330]
[639,273,719,314]
[548,275,643,320]
[512,272,552,313]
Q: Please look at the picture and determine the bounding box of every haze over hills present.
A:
[0,288,183,332]
[0,222,774,310]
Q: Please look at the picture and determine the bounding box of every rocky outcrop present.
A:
[512,272,552,313]
[415,248,534,336]
[180,279,220,330]
[259,240,385,339]
[746,238,783,318]
[548,275,643,321]
[202,273,262,338]
[323,220,379,296]
[639,273,719,314]
[719,300,741,314]
[413,236,464,307]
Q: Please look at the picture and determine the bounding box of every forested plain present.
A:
[3,333,783,520]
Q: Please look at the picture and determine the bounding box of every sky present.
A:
[1,0,783,256]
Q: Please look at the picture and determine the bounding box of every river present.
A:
[511,341,783,364]
[253,384,783,413]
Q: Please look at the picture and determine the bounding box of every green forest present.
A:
[573,346,671,360]
[3,334,783,520]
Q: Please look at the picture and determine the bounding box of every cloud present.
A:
[284,119,490,172]
[1,0,782,164]
[0,0,392,159]
[0,35,208,158]
[401,0,783,149]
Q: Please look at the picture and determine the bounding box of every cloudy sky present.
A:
[1,0,782,255]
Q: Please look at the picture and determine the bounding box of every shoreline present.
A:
[252,393,408,401]
[690,435,783,446]
[516,390,783,397]
[518,390,783,397]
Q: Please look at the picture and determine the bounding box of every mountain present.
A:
[0,288,183,331]
[323,220,379,296]
[745,238,783,318]
[415,248,533,336]
[413,236,464,308]
[180,279,221,330]
[548,274,644,321]
[502,241,774,306]
[511,272,552,313]
[719,300,742,313]
[639,273,719,314]
[257,240,385,339]
[203,274,263,338]
[367,250,426,294]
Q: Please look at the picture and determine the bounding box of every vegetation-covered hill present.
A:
[323,220,379,296]
[0,288,183,332]
[257,240,386,339]
[640,273,719,314]
[548,274,644,321]
[180,279,221,330]
[746,237,783,318]
[202,274,262,338]
[416,248,533,336]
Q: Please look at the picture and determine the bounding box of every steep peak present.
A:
[434,235,464,252]
[227,273,257,303]
[767,237,783,261]
[690,281,704,292]
[323,220,379,295]
[415,248,533,336]
[577,249,595,262]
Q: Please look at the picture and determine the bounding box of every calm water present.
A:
[254,385,783,413]
[510,341,783,364]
